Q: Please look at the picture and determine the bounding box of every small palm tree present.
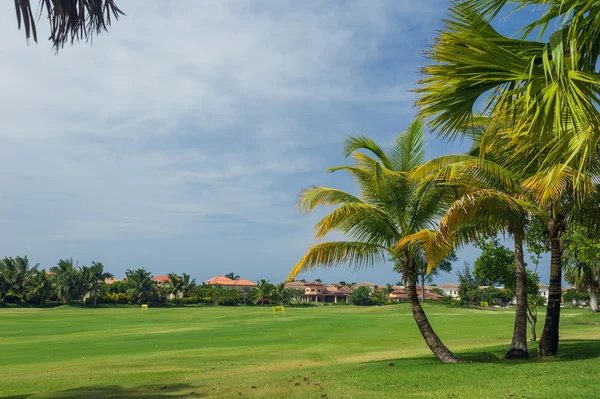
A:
[28,270,53,306]
[51,258,83,304]
[288,119,461,363]
[251,280,275,305]
[14,0,124,50]
[0,256,39,303]
[180,273,196,306]
[82,262,113,307]
[274,284,291,305]
[125,268,156,305]
[225,272,240,280]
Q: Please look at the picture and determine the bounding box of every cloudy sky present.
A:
[0,1,548,285]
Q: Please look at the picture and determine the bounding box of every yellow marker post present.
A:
[141,304,149,313]
[272,305,285,318]
[480,302,488,307]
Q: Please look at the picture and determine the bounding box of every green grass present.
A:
[0,304,598,398]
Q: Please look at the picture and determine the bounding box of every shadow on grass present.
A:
[3,383,205,399]
[368,339,600,366]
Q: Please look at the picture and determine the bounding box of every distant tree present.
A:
[384,283,394,295]
[562,226,600,312]
[51,258,84,304]
[180,274,196,302]
[251,280,276,305]
[314,278,322,283]
[473,238,515,287]
[339,281,347,287]
[13,0,124,51]
[164,273,184,305]
[371,288,387,305]
[274,284,291,305]
[225,272,240,280]
[82,262,113,307]
[350,286,372,306]
[0,256,39,302]
[27,270,53,306]
[125,268,155,305]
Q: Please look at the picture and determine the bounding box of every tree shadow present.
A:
[2,383,206,399]
[365,339,600,366]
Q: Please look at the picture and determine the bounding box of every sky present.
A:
[0,1,550,285]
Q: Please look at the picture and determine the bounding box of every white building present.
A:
[438,283,459,298]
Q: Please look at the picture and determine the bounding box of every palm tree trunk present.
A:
[405,267,461,363]
[538,219,563,357]
[589,289,598,312]
[506,230,529,359]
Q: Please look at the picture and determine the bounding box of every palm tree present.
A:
[0,256,39,302]
[274,283,291,305]
[82,262,113,307]
[27,270,53,306]
[396,120,540,359]
[125,268,156,305]
[180,273,197,306]
[251,280,275,305]
[562,227,600,312]
[225,272,240,280]
[417,2,600,357]
[165,273,184,305]
[13,0,124,50]
[288,119,461,363]
[51,258,84,304]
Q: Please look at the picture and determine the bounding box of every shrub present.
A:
[217,296,238,306]
[350,286,373,306]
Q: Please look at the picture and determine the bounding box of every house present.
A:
[104,277,121,285]
[301,281,352,303]
[205,276,256,290]
[538,283,549,303]
[438,283,459,298]
[152,275,171,285]
[354,281,379,290]
[389,288,443,302]
[284,281,306,290]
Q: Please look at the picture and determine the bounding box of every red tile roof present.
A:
[438,283,458,289]
[152,275,170,283]
[230,279,256,287]
[206,276,236,285]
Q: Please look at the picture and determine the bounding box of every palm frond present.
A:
[389,119,426,172]
[14,0,124,50]
[297,186,363,213]
[286,241,388,282]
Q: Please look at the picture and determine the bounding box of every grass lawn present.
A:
[0,304,598,398]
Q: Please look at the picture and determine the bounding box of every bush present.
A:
[350,286,373,306]
[4,294,21,303]
[217,297,238,306]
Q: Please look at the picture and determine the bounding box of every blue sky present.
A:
[0,1,550,285]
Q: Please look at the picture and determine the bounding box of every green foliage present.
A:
[473,238,515,287]
[0,256,39,303]
[371,288,387,305]
[51,258,85,303]
[562,289,588,304]
[350,286,373,306]
[125,268,156,305]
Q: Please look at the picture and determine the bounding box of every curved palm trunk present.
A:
[405,269,461,363]
[589,289,598,312]
[538,220,562,357]
[506,230,528,359]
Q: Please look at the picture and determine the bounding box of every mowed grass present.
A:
[0,305,599,398]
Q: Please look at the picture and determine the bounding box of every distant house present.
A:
[301,281,352,303]
[205,276,256,290]
[389,288,443,302]
[438,283,459,298]
[284,281,306,290]
[152,275,170,285]
[104,277,121,285]
[354,281,379,290]
[538,283,549,303]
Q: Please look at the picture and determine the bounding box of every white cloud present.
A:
[0,1,449,278]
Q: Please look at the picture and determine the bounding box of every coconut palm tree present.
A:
[14,0,124,50]
[273,283,291,305]
[180,273,196,306]
[417,1,600,357]
[225,272,240,280]
[165,273,184,305]
[287,119,462,363]
[251,280,275,306]
[27,270,53,306]
[563,227,600,312]
[51,258,84,304]
[82,262,113,307]
[0,256,39,303]
[125,268,155,305]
